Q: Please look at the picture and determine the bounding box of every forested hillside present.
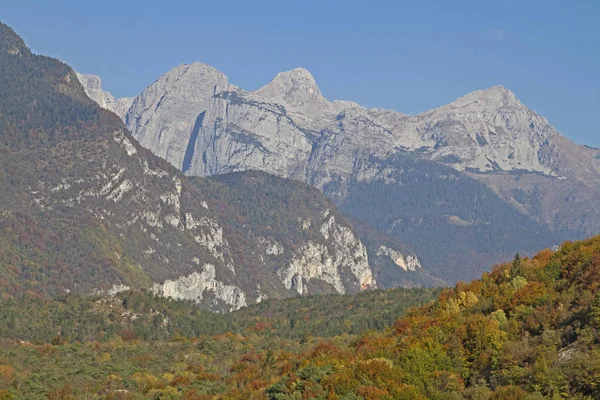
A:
[337,155,565,282]
[194,171,443,289]
[0,286,440,344]
[1,236,600,398]
[0,21,439,308]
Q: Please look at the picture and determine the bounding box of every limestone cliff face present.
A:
[400,87,558,174]
[124,63,232,172]
[151,264,247,312]
[280,212,373,295]
[76,73,133,120]
[376,246,421,272]
[103,64,599,187]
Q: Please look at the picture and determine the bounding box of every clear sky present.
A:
[3,0,599,147]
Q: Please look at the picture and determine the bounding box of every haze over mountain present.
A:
[0,22,439,312]
[78,62,600,282]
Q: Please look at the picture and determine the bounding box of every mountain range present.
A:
[0,22,438,312]
[77,61,600,282]
[2,17,600,400]
[2,18,599,311]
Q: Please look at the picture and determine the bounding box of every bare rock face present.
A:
[91,63,598,190]
[76,73,133,120]
[254,68,331,117]
[280,212,374,295]
[376,246,421,272]
[124,63,232,172]
[151,264,247,312]
[407,86,558,174]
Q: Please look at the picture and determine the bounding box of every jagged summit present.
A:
[256,67,319,92]
[171,61,225,78]
[76,72,133,120]
[98,60,585,181]
[254,67,329,111]
[122,61,231,171]
[80,60,582,181]
[76,72,107,107]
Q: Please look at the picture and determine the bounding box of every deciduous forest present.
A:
[1,237,600,398]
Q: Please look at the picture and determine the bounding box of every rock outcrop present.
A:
[76,73,133,119]
[376,246,421,272]
[151,264,247,312]
[280,213,373,295]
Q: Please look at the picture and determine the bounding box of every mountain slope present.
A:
[2,235,600,398]
[335,155,563,282]
[0,22,437,311]
[195,171,443,288]
[249,234,600,398]
[78,63,600,282]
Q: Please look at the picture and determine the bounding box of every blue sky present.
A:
[3,0,599,146]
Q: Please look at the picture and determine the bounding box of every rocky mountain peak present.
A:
[445,85,522,111]
[254,67,329,112]
[123,62,231,172]
[76,72,103,89]
[135,62,231,104]
[167,62,227,83]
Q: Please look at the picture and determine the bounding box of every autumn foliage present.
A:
[1,236,600,398]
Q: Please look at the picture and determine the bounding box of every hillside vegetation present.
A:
[1,236,600,398]
[0,286,440,344]
[337,155,564,282]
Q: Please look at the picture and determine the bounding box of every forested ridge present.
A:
[1,236,600,398]
[0,22,122,149]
